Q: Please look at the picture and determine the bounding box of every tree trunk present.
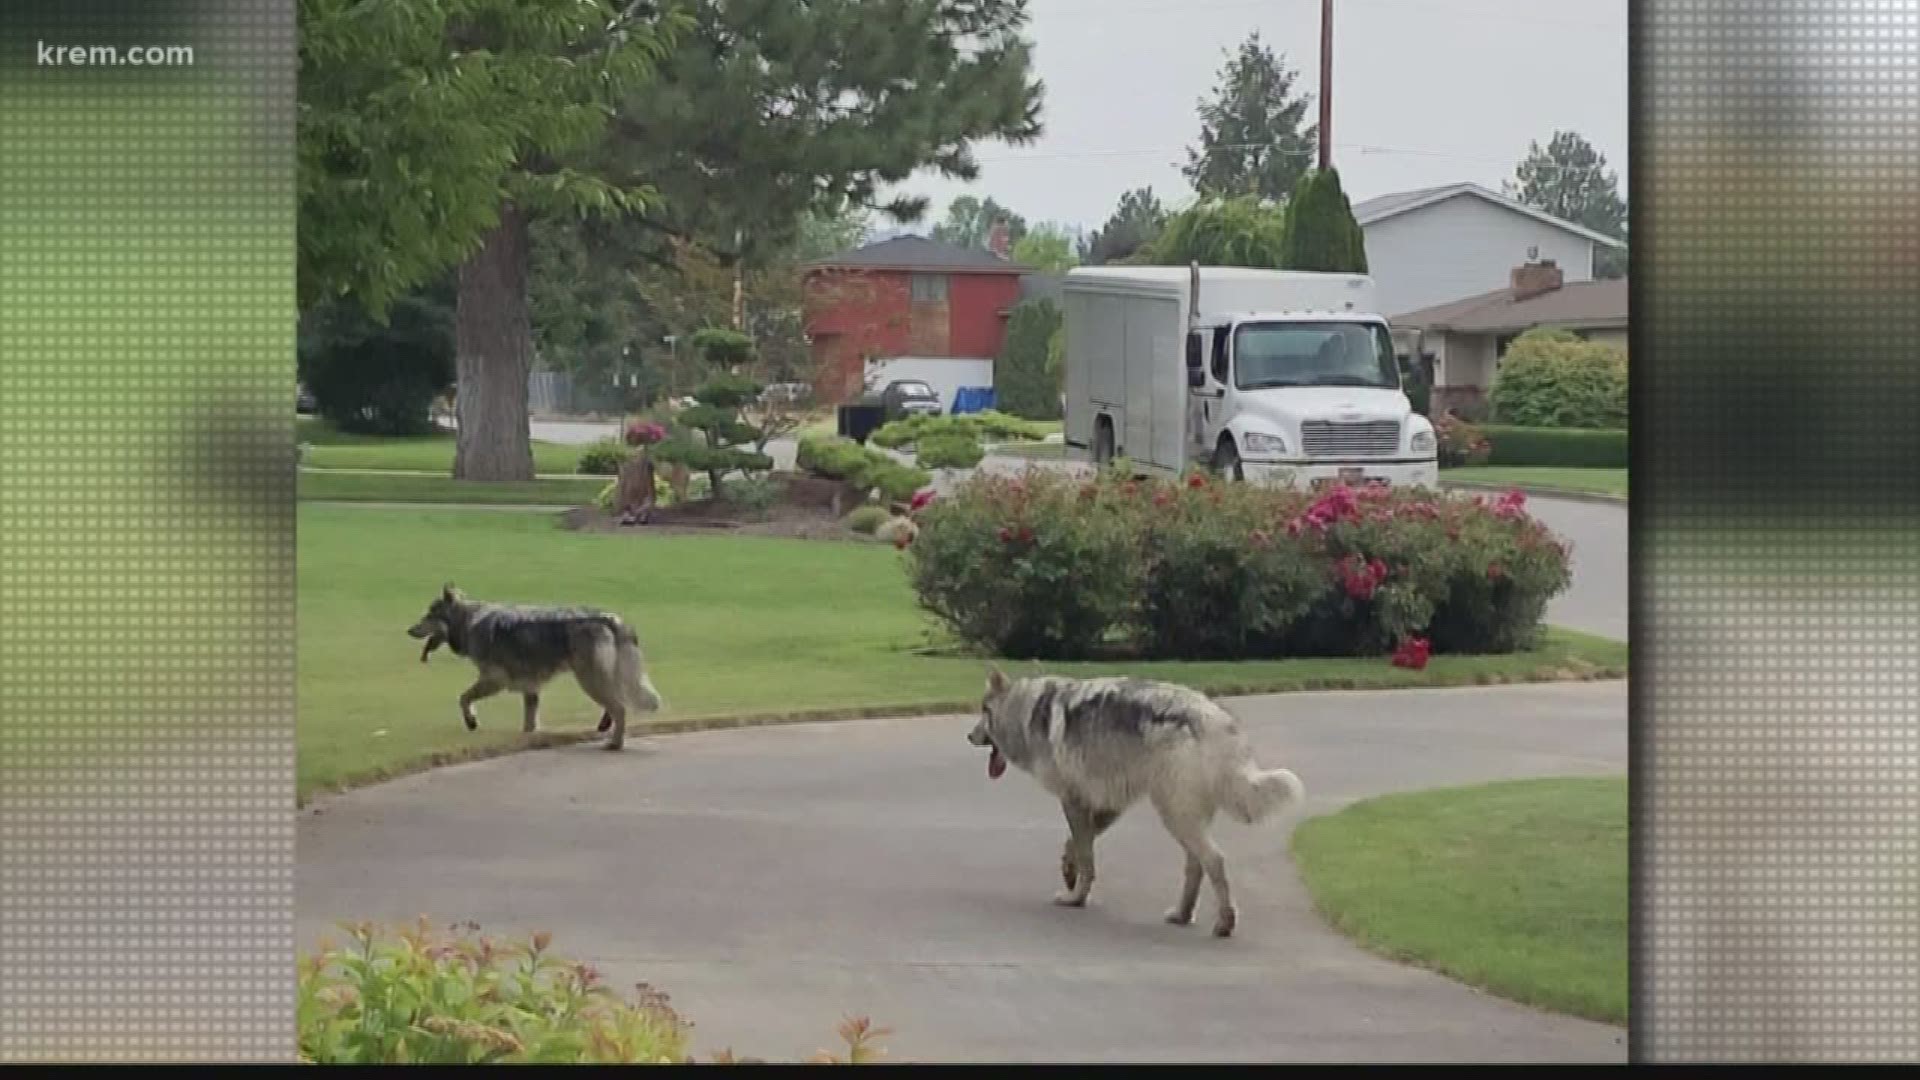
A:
[453,202,536,481]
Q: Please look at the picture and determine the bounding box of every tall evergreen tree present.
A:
[1182,32,1317,203]
[1079,187,1168,265]
[1280,168,1368,273]
[1506,130,1629,279]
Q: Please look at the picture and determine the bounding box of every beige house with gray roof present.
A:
[1393,260,1628,416]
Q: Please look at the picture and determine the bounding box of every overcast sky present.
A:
[881,0,1628,234]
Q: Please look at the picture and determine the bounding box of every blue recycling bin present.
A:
[949,387,996,415]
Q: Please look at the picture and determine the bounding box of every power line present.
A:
[967,138,1623,181]
[1036,0,1620,34]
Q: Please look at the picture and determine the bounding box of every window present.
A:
[1230,322,1400,391]
[909,273,949,303]
[1210,327,1230,384]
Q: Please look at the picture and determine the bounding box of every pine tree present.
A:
[1182,33,1317,203]
[1080,187,1168,265]
[1507,131,1628,279]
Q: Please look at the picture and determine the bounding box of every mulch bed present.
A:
[560,472,883,543]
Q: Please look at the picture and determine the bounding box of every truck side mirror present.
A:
[1187,367,1205,388]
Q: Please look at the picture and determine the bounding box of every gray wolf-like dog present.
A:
[967,668,1304,937]
[407,584,663,751]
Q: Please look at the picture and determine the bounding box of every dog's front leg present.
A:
[521,692,541,734]
[458,678,503,732]
[1054,801,1116,907]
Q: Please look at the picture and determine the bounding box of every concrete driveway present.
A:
[298,682,1627,1063]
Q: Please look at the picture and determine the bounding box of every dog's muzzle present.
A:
[967,723,991,747]
[406,621,435,640]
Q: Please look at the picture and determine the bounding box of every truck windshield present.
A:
[1232,322,1399,391]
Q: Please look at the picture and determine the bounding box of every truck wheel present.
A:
[1093,422,1115,466]
[1213,439,1245,482]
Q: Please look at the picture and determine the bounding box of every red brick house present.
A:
[802,235,1030,402]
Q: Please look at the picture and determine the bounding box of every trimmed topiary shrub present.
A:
[577,439,633,476]
[796,434,930,504]
[845,505,891,535]
[1480,425,1628,468]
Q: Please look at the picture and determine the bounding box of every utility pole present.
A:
[1318,0,1333,172]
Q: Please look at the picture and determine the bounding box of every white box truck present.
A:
[1061,265,1438,489]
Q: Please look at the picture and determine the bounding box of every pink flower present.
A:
[909,489,936,513]
[623,420,668,447]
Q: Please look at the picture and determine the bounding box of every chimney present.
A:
[1510,259,1563,302]
[986,220,1011,259]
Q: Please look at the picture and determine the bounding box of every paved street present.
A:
[299,682,1627,1063]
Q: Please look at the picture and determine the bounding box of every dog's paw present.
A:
[1211,907,1237,938]
[1052,890,1088,908]
[462,714,479,732]
[601,739,624,752]
[1164,907,1195,927]
[1060,855,1078,891]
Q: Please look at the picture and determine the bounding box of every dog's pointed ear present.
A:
[985,665,1008,695]
[442,582,459,603]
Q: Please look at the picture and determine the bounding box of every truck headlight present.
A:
[1242,432,1287,456]
[1410,430,1436,454]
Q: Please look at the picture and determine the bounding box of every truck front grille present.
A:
[1300,420,1401,459]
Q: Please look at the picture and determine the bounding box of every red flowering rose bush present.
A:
[1125,471,1325,658]
[905,469,1572,661]
[904,468,1137,659]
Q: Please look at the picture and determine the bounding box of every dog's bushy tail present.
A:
[612,629,664,714]
[1224,764,1305,825]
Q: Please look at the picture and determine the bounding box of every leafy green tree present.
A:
[1506,131,1628,279]
[1143,196,1290,268]
[299,0,684,479]
[1279,168,1368,273]
[298,280,456,437]
[931,194,1030,251]
[1182,32,1317,203]
[1079,187,1168,265]
[1011,224,1077,272]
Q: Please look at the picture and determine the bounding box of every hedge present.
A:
[1481,425,1628,468]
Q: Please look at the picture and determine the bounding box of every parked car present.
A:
[875,379,943,421]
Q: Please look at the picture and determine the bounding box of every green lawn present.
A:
[298,417,589,475]
[1292,777,1628,1025]
[300,471,606,506]
[1447,467,1628,498]
[299,506,1627,801]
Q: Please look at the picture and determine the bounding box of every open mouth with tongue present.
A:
[986,743,1006,779]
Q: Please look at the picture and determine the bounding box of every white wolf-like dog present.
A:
[967,668,1304,937]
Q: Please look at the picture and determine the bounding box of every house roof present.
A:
[1352,182,1625,249]
[1392,277,1628,333]
[806,234,1031,274]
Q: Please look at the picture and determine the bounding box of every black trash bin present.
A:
[837,403,886,445]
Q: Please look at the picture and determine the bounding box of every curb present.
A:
[300,466,606,481]
[1442,480,1628,507]
[296,664,1630,809]
[303,500,580,512]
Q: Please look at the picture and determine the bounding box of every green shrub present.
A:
[298,920,895,1065]
[996,299,1063,420]
[905,471,1574,660]
[298,920,688,1064]
[796,434,930,504]
[1489,329,1628,428]
[297,286,455,437]
[906,468,1140,659]
[917,430,986,471]
[727,474,781,519]
[577,439,633,476]
[1130,474,1326,658]
[1481,425,1628,467]
[845,505,891,535]
[872,411,1047,451]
